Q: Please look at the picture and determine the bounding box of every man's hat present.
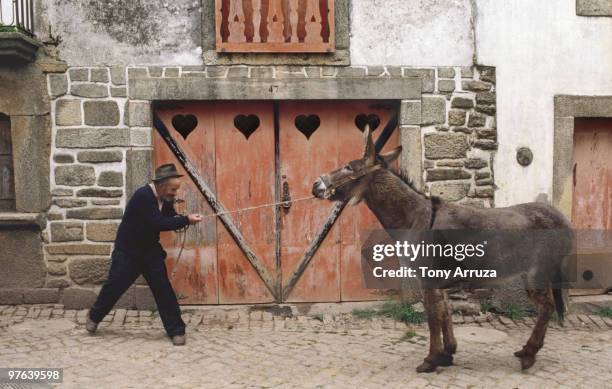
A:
[153,163,184,182]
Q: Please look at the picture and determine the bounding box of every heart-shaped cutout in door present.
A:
[294,114,321,140]
[355,114,381,132]
[234,114,260,139]
[171,114,198,139]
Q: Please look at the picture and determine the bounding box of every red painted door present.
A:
[572,118,612,295]
[154,100,399,304]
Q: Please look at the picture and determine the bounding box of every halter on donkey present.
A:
[312,124,573,373]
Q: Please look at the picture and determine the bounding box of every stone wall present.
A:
[34,64,496,307]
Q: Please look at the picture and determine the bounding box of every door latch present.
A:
[281,181,292,213]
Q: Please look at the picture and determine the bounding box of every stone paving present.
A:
[0,305,611,388]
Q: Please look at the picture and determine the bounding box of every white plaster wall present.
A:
[350,0,475,66]
[37,0,203,66]
[475,0,612,206]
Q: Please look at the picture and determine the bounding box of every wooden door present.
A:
[154,100,399,304]
[571,118,612,295]
[278,101,399,302]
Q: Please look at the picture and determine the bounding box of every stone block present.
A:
[473,187,495,198]
[110,66,126,85]
[55,99,82,126]
[68,68,88,82]
[134,285,157,310]
[91,199,120,206]
[430,182,469,201]
[69,257,111,284]
[478,66,496,83]
[47,262,67,276]
[110,87,127,97]
[462,80,492,91]
[46,244,111,255]
[164,67,180,77]
[400,100,421,125]
[66,207,123,220]
[53,198,87,208]
[47,213,64,220]
[0,229,46,288]
[97,171,123,187]
[148,66,164,77]
[76,188,123,198]
[0,289,24,304]
[130,129,152,146]
[50,222,84,242]
[46,278,70,288]
[448,110,466,126]
[227,66,249,78]
[90,68,109,83]
[475,104,496,115]
[56,128,130,148]
[70,83,108,98]
[53,153,74,163]
[250,67,274,78]
[451,97,474,109]
[460,66,474,78]
[55,165,95,186]
[126,149,153,199]
[62,288,98,309]
[477,129,497,140]
[86,222,119,242]
[83,100,120,126]
[424,133,469,159]
[77,150,123,163]
[438,79,455,93]
[473,140,498,150]
[468,112,487,128]
[402,68,435,93]
[476,92,496,105]
[48,74,68,98]
[22,288,60,304]
[437,67,455,78]
[51,188,73,196]
[421,96,446,125]
[127,101,152,127]
[426,168,471,181]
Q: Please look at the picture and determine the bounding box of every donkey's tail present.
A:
[552,288,566,322]
[552,263,568,322]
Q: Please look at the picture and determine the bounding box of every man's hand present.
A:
[187,214,203,224]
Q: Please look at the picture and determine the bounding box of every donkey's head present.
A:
[312,124,402,204]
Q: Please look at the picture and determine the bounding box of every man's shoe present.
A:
[85,317,98,334]
[171,335,186,346]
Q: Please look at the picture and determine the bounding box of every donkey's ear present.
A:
[379,146,402,165]
[363,124,376,166]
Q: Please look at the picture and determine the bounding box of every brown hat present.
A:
[153,163,184,182]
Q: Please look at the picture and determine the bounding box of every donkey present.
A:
[312,125,573,373]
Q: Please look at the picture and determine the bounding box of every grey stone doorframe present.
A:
[553,95,612,217]
[126,71,425,197]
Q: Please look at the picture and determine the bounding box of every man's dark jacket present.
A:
[114,184,189,261]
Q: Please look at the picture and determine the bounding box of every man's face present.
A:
[157,178,181,202]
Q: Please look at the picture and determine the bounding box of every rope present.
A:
[169,194,317,279]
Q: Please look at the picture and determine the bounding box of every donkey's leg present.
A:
[514,289,554,370]
[417,289,453,373]
[441,290,457,355]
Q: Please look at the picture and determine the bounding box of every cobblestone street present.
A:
[0,305,611,388]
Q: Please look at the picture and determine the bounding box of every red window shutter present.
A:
[215,0,335,53]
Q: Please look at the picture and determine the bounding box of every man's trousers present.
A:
[88,249,186,337]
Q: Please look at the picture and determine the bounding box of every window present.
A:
[215,0,335,53]
[0,113,15,211]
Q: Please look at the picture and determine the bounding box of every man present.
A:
[86,163,203,345]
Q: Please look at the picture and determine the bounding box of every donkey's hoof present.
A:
[514,348,526,358]
[520,354,536,370]
[416,361,437,373]
[432,353,454,367]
